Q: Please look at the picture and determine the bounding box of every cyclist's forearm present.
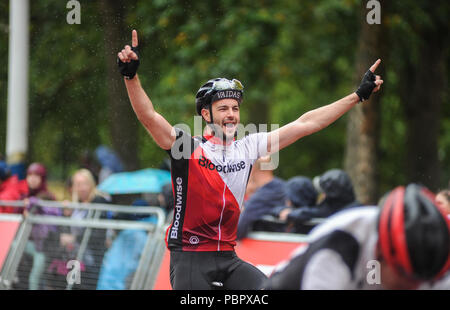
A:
[124,74,156,121]
[269,93,358,152]
[124,75,175,150]
[296,93,359,132]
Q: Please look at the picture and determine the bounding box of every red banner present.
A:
[0,222,20,270]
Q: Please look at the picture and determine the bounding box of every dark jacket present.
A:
[237,177,286,240]
[270,176,318,217]
[287,169,361,224]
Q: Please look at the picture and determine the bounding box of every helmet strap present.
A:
[203,105,217,137]
[208,105,214,125]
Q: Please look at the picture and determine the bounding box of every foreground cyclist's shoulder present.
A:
[329,206,379,223]
[309,206,379,240]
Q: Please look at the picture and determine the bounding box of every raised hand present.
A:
[369,59,383,93]
[356,59,384,101]
[117,29,140,79]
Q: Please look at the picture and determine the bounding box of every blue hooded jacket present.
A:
[237,177,286,240]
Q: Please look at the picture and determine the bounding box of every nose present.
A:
[224,108,235,119]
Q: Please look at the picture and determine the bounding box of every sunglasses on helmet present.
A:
[210,78,244,93]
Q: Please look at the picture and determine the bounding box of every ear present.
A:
[201,108,211,123]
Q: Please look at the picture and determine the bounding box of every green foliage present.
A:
[0,0,448,192]
[133,0,360,180]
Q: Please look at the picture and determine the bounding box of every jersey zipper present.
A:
[218,182,227,251]
[218,148,226,251]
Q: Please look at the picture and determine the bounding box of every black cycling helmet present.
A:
[378,183,450,280]
[195,78,244,118]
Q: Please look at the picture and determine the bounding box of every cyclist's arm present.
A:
[125,75,175,150]
[267,59,383,153]
[267,93,359,153]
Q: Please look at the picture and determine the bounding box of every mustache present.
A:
[221,119,237,125]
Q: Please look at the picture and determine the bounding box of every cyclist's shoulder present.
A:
[308,206,379,243]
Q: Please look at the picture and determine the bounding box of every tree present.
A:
[99,0,139,171]
[399,1,449,190]
[344,0,389,204]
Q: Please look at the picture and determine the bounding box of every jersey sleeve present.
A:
[242,132,269,162]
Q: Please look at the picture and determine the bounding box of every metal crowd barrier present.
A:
[0,199,167,290]
[254,214,326,234]
[258,215,326,226]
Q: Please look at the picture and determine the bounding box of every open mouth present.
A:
[222,122,237,133]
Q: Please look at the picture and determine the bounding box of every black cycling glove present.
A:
[117,46,140,79]
[355,70,377,102]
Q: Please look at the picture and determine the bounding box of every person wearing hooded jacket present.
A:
[19,163,61,290]
[282,169,361,228]
[236,156,287,240]
[262,184,450,290]
[96,199,157,289]
[270,176,318,233]
[94,145,125,184]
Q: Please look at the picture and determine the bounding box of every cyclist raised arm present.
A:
[116,28,386,291]
[267,59,383,153]
[117,30,175,150]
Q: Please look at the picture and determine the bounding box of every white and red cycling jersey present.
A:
[165,128,268,251]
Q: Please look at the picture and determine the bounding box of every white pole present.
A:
[6,0,29,165]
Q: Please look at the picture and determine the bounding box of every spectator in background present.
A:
[0,161,28,213]
[45,206,88,290]
[282,169,361,226]
[24,163,55,201]
[263,184,450,290]
[94,145,125,184]
[96,199,157,290]
[236,156,286,240]
[159,157,171,172]
[21,163,61,290]
[70,168,110,216]
[158,183,174,218]
[270,176,318,233]
[436,189,450,216]
[59,168,111,289]
[79,149,101,184]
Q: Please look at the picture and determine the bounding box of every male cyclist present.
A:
[117,30,383,290]
[262,184,450,290]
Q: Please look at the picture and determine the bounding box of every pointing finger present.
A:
[132,29,138,47]
[369,59,381,73]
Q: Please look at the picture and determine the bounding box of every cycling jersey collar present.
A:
[203,134,235,146]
